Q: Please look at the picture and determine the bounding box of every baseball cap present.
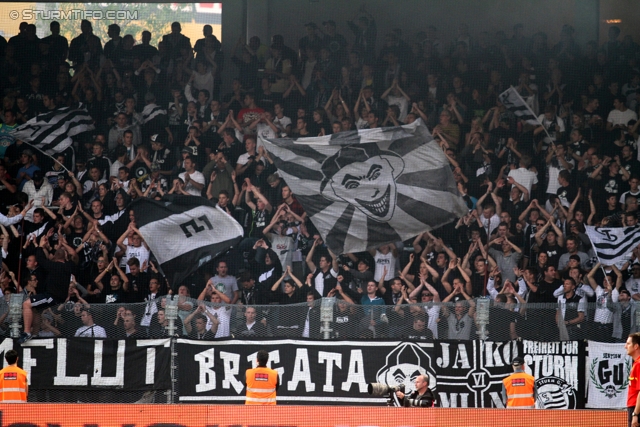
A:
[21,148,34,157]
[182,146,195,155]
[150,134,166,145]
[304,22,317,29]
[358,259,370,267]
[512,357,525,366]
[32,170,44,181]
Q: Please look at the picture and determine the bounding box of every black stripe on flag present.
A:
[12,105,95,154]
[593,234,640,260]
[131,196,244,286]
[261,120,469,254]
[586,225,640,265]
[498,87,539,125]
[142,105,167,124]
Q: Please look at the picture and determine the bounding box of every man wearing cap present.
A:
[22,170,53,219]
[502,357,536,409]
[625,332,640,427]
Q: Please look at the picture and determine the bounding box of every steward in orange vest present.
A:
[245,349,279,405]
[0,350,28,402]
[502,356,536,409]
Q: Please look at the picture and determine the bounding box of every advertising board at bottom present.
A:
[0,404,625,427]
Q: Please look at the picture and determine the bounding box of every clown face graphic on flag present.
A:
[320,144,404,223]
[261,120,468,255]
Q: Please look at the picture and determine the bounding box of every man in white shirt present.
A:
[626,264,640,300]
[607,95,638,132]
[272,103,291,136]
[75,309,107,338]
[508,154,538,196]
[178,156,205,196]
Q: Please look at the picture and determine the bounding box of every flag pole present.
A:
[22,142,70,174]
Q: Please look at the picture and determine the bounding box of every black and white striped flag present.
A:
[498,86,539,125]
[141,104,167,124]
[11,104,95,154]
[585,225,640,267]
[260,120,468,255]
[130,196,244,286]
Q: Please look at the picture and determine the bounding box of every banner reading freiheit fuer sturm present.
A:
[520,340,586,409]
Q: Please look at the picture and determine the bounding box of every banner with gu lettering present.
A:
[175,339,518,407]
[520,340,586,409]
[0,338,172,390]
[586,341,631,408]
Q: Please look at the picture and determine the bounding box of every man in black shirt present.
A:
[20,234,78,343]
[556,277,586,340]
[525,265,561,341]
[395,374,435,407]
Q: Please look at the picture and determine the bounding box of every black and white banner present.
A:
[131,196,244,286]
[520,340,585,409]
[586,225,640,267]
[2,338,171,390]
[498,86,539,125]
[12,103,95,154]
[261,120,468,255]
[586,341,631,409]
[176,339,523,407]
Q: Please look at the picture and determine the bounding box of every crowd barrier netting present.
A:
[1,299,634,407]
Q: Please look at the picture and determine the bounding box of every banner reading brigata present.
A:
[176,339,521,407]
[520,340,585,409]
[0,338,171,390]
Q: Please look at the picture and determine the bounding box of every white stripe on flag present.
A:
[138,205,243,265]
[12,105,94,154]
[142,105,167,124]
[585,225,640,267]
[498,87,540,126]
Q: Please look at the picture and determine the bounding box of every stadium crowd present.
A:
[1,12,640,344]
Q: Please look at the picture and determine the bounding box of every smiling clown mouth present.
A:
[355,184,391,218]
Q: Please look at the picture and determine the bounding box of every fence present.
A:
[5,296,633,344]
[2,296,635,408]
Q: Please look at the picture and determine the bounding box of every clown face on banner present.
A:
[261,120,468,255]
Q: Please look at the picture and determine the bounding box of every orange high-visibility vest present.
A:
[245,366,278,405]
[0,365,27,403]
[503,371,535,408]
